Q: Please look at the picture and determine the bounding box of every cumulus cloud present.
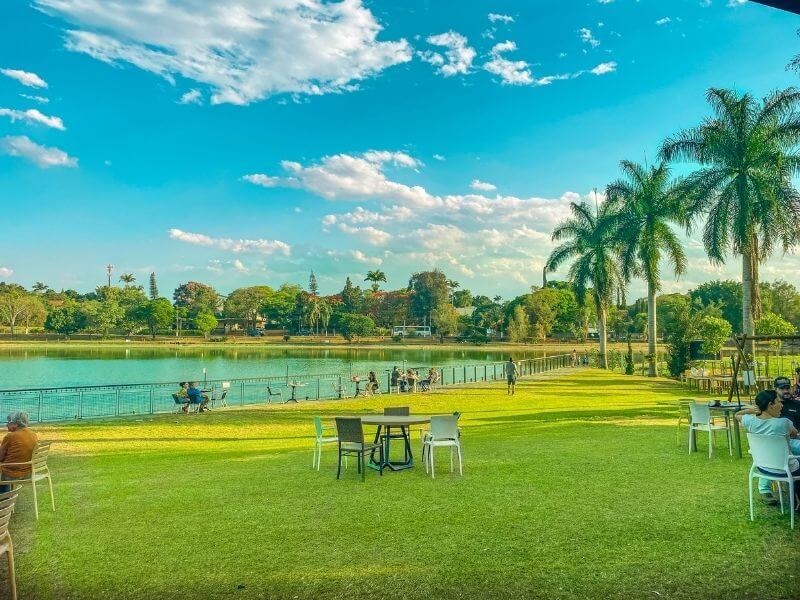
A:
[0,135,77,168]
[243,151,439,208]
[178,89,202,105]
[419,31,476,77]
[590,61,617,75]
[34,0,412,104]
[655,17,672,25]
[484,41,532,85]
[0,267,13,278]
[0,68,47,88]
[488,13,514,24]
[0,108,65,130]
[433,154,445,161]
[470,179,496,191]
[336,223,393,245]
[579,28,600,48]
[168,228,291,255]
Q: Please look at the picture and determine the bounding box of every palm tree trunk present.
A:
[598,304,609,369]
[742,249,755,356]
[751,242,761,321]
[647,282,657,377]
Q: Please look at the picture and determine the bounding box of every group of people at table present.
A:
[734,375,800,509]
[174,381,210,412]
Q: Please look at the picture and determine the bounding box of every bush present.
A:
[283,335,291,342]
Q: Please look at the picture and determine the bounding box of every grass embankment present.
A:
[6,370,798,599]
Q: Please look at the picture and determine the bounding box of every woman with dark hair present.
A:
[736,390,800,507]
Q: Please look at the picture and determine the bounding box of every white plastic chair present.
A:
[423,415,463,479]
[0,489,18,600]
[1,441,55,520]
[312,416,346,471]
[688,403,731,458]
[331,382,351,399]
[746,432,800,529]
[218,381,230,408]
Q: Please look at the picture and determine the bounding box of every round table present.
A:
[360,415,432,472]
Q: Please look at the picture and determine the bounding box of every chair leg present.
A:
[430,446,435,479]
[6,544,16,600]
[336,450,342,480]
[360,453,365,482]
[47,474,55,511]
[789,481,795,529]
[31,479,39,520]
[379,446,384,476]
[749,474,755,521]
[312,442,318,469]
[456,444,463,476]
[449,446,454,474]
[778,483,785,514]
[708,430,713,459]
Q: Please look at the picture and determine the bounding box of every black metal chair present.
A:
[172,393,188,413]
[266,386,283,403]
[335,418,384,481]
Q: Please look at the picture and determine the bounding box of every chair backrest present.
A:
[335,418,364,444]
[430,415,460,440]
[0,489,18,512]
[219,391,228,400]
[0,504,15,539]
[267,386,276,395]
[689,403,711,425]
[32,441,52,472]
[452,411,462,420]
[384,406,410,416]
[747,432,792,472]
[172,393,182,404]
[312,416,324,438]
[222,381,230,390]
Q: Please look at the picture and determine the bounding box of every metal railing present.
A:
[0,354,575,423]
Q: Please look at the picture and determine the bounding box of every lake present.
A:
[0,346,559,390]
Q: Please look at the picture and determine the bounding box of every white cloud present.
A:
[655,17,672,26]
[20,94,49,104]
[0,68,47,88]
[178,89,202,105]
[433,154,446,161]
[597,0,614,3]
[590,61,617,75]
[244,151,439,208]
[0,108,65,130]
[362,150,421,168]
[470,179,496,191]
[168,228,291,255]
[337,223,392,245]
[0,267,13,278]
[232,259,248,273]
[34,0,412,105]
[579,28,600,48]
[727,0,747,5]
[0,135,77,168]
[488,13,514,24]
[419,31,476,77]
[484,41,532,85]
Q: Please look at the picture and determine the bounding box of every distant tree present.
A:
[506,305,529,343]
[337,313,375,341]
[689,280,742,333]
[194,309,218,338]
[44,304,86,337]
[31,282,49,295]
[309,270,319,296]
[763,280,800,327]
[149,273,159,300]
[451,289,473,308]
[364,270,386,293]
[173,281,221,315]
[132,298,175,339]
[340,277,364,313]
[0,288,32,335]
[408,270,449,324]
[756,312,796,351]
[524,290,557,342]
[119,273,136,287]
[260,284,302,328]
[697,315,732,357]
[82,299,124,337]
[224,286,272,331]
[431,303,459,336]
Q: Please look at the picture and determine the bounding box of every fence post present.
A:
[453,367,456,384]
[37,391,43,423]
[317,377,320,400]
[78,390,83,420]
[338,376,342,398]
[115,388,120,416]
[241,382,245,406]
[484,365,487,381]
[149,388,154,415]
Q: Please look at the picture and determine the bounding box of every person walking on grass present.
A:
[506,357,519,395]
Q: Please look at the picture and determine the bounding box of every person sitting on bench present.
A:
[187,382,210,412]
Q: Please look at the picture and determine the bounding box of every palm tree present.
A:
[606,160,687,377]
[364,270,387,293]
[31,282,49,294]
[546,201,621,369]
[660,87,800,351]
[119,273,136,288]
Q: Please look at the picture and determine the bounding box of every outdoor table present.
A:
[707,402,749,459]
[359,415,432,472]
[286,382,307,403]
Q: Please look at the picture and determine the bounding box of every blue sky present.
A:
[1,0,799,299]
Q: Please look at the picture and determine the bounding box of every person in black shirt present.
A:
[775,376,800,429]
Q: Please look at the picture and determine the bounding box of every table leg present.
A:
[369,425,383,469]
[733,415,742,459]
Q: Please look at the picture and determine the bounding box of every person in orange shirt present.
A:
[0,412,38,493]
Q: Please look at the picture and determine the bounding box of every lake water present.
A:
[0,346,556,390]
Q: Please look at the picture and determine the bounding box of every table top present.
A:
[287,382,307,387]
[709,403,751,412]
[357,415,432,426]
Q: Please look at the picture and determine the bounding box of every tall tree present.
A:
[546,201,621,368]
[308,270,319,296]
[364,270,387,293]
[31,282,49,295]
[119,273,136,288]
[224,286,272,331]
[408,270,449,324]
[660,87,800,353]
[173,281,221,315]
[606,160,687,376]
[149,272,159,300]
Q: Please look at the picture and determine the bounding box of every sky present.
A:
[0,0,799,300]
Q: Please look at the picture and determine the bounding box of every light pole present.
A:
[106,264,114,287]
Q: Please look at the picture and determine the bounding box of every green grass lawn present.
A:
[5,369,799,599]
